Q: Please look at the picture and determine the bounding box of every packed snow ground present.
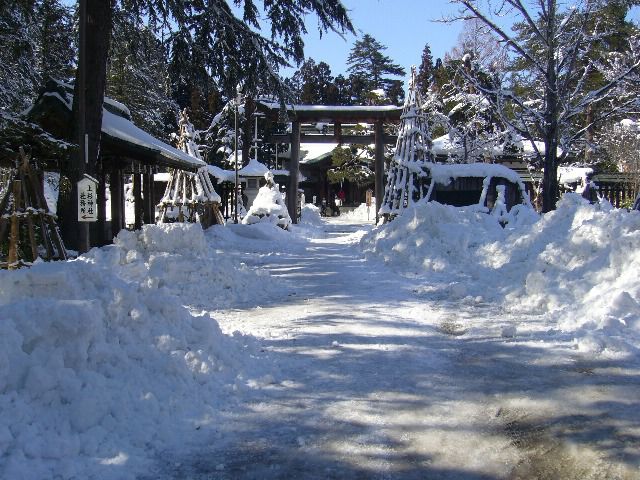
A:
[1,198,639,479]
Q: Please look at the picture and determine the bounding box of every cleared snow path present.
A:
[147,219,640,480]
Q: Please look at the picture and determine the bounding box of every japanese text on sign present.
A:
[77,175,98,222]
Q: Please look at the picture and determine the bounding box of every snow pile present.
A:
[0,223,277,479]
[300,203,323,225]
[242,173,291,229]
[97,223,276,308]
[361,194,640,355]
[341,202,376,222]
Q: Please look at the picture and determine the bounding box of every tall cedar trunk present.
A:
[59,0,113,249]
[542,0,559,213]
[242,97,256,166]
[585,104,594,163]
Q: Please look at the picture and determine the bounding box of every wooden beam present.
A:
[133,172,143,230]
[96,167,107,246]
[266,133,397,145]
[256,102,403,124]
[110,165,123,239]
[143,170,154,224]
[287,121,301,224]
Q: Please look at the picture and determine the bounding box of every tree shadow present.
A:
[151,221,640,479]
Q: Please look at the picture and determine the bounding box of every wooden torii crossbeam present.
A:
[0,151,67,269]
[257,101,402,223]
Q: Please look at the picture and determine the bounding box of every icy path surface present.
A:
[150,219,639,480]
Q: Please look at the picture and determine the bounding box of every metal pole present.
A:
[234,101,239,224]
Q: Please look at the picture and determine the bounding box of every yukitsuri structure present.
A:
[157,110,224,228]
[379,67,434,220]
[0,151,67,269]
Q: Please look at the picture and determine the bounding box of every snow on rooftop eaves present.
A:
[104,97,132,119]
[102,109,205,169]
[206,165,236,183]
[426,162,523,185]
[432,134,561,158]
[239,158,269,177]
[258,101,401,113]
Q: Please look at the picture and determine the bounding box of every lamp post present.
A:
[233,85,243,224]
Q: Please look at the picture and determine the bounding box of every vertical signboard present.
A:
[77,174,98,222]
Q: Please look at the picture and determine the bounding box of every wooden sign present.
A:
[366,189,373,207]
[78,175,98,222]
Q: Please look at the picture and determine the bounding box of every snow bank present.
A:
[361,194,640,356]
[341,202,377,222]
[300,203,323,225]
[0,223,277,479]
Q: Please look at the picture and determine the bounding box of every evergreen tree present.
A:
[0,0,74,113]
[0,1,38,112]
[346,34,406,104]
[333,74,354,105]
[37,0,75,82]
[107,10,178,139]
[290,59,338,105]
[416,43,434,94]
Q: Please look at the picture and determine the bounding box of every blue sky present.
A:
[283,0,640,79]
[282,0,464,78]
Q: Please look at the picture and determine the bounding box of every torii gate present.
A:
[256,102,402,223]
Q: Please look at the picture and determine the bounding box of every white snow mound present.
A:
[361,194,640,355]
[0,223,276,479]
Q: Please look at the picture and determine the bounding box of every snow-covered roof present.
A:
[258,101,401,113]
[154,172,171,182]
[28,80,205,171]
[206,165,236,183]
[102,110,205,169]
[558,166,593,185]
[432,134,559,158]
[425,162,523,185]
[238,159,269,177]
[103,97,132,119]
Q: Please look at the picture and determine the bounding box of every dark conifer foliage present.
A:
[0,0,75,112]
[290,59,338,105]
[346,34,405,104]
[107,9,178,139]
[416,43,434,94]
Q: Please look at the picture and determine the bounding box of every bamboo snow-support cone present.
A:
[7,180,21,269]
[1,150,68,269]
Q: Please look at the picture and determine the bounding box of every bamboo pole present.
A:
[8,180,22,269]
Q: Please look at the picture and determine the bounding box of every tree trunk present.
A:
[542,0,559,213]
[59,0,113,251]
[242,96,255,165]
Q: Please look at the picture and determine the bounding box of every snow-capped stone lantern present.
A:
[242,171,291,229]
[238,158,270,207]
[379,66,434,220]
